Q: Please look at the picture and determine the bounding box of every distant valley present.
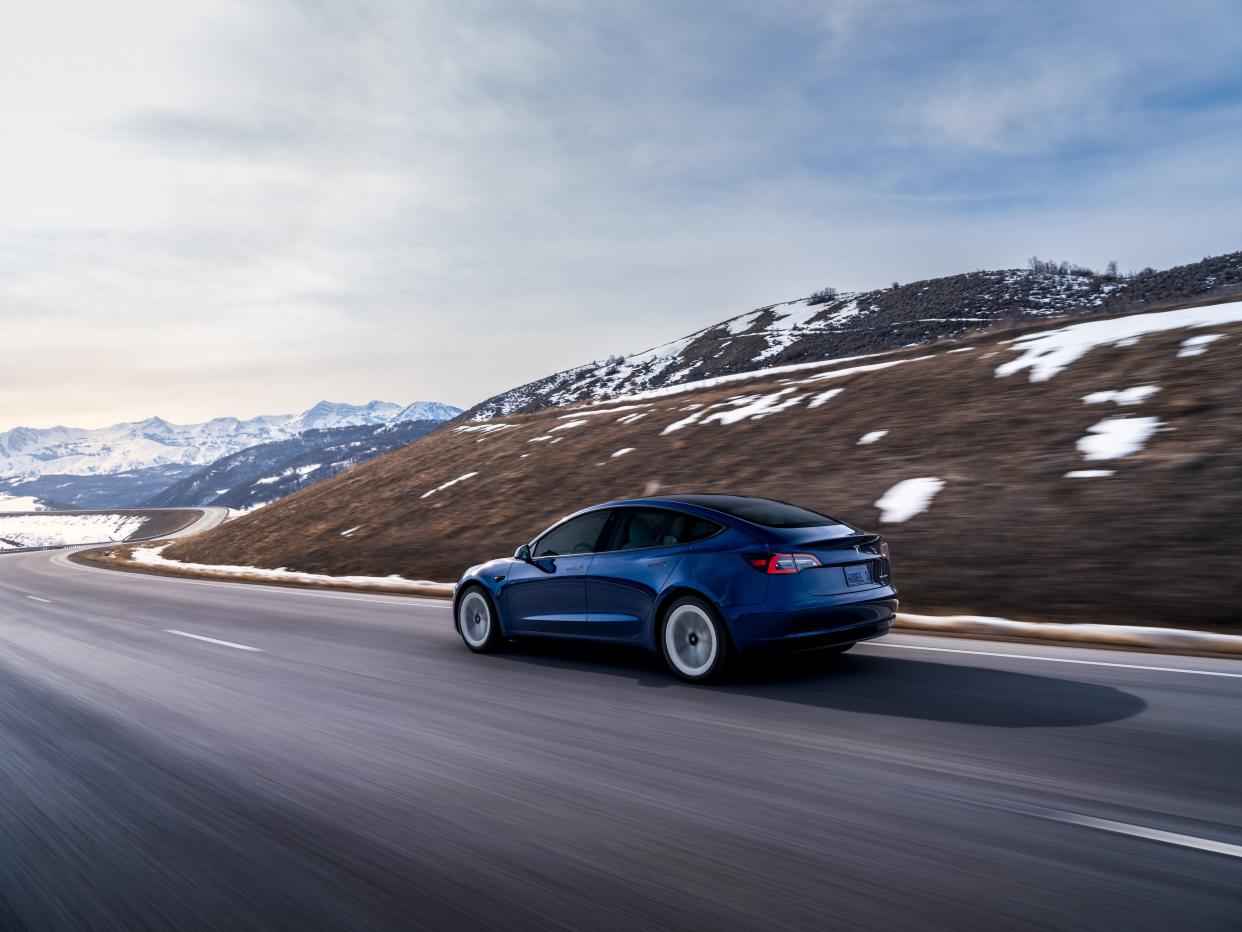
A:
[0,399,460,511]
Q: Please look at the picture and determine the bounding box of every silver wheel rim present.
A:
[459,591,491,648]
[664,604,718,677]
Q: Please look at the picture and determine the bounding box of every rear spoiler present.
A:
[809,533,880,550]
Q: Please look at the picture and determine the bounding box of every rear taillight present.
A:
[878,541,892,583]
[766,553,821,575]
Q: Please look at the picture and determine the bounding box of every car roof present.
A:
[599,493,771,507]
[587,493,773,516]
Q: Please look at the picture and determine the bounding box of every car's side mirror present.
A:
[514,543,532,562]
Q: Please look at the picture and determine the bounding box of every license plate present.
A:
[843,564,872,587]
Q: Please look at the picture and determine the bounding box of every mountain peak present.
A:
[0,397,459,478]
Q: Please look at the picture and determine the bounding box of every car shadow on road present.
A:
[492,640,1147,728]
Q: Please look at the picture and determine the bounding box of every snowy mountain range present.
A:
[0,400,461,478]
[464,251,1242,419]
[146,419,448,512]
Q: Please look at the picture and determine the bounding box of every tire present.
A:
[659,596,730,683]
[456,585,503,653]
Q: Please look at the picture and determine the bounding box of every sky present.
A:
[3,0,1241,429]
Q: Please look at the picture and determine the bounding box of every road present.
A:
[0,542,1239,931]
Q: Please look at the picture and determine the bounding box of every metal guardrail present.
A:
[0,541,128,554]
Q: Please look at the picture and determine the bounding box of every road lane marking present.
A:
[25,595,52,603]
[866,642,1242,678]
[1031,807,1242,859]
[165,630,262,652]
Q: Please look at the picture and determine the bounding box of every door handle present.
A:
[562,563,584,571]
[647,562,667,568]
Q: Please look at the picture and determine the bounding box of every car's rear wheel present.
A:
[457,586,502,653]
[660,596,729,683]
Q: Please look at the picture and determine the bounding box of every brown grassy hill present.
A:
[170,301,1242,628]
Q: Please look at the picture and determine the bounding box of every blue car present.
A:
[453,494,897,682]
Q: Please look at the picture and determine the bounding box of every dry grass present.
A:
[169,314,1242,629]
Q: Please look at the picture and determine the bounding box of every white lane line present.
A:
[866,642,1242,678]
[165,629,262,652]
[1033,808,1242,859]
[25,595,52,603]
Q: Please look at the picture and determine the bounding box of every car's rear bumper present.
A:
[726,589,898,657]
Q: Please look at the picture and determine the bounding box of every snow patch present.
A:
[227,502,269,518]
[1065,470,1115,478]
[421,472,478,499]
[611,448,635,458]
[858,430,888,445]
[584,351,891,407]
[1076,417,1162,461]
[700,389,806,427]
[724,309,765,335]
[794,355,935,385]
[452,423,515,434]
[807,388,844,409]
[0,492,47,512]
[340,525,364,537]
[1082,386,1160,406]
[549,419,589,432]
[129,545,453,593]
[558,405,647,418]
[996,301,1242,382]
[1178,334,1223,358]
[875,478,944,523]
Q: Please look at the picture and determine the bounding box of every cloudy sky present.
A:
[4,0,1240,428]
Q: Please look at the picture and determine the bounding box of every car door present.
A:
[502,509,611,636]
[583,508,700,639]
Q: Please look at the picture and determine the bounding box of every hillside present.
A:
[1,466,201,511]
[168,299,1242,628]
[465,251,1242,420]
[146,419,448,511]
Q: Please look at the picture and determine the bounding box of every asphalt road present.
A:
[0,542,1239,930]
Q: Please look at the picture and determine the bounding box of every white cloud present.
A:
[1,1,1240,429]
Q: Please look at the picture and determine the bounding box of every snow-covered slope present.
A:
[0,490,48,512]
[146,419,448,511]
[465,251,1242,419]
[0,513,147,548]
[0,400,461,478]
[394,401,462,422]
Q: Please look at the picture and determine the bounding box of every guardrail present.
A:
[0,541,134,554]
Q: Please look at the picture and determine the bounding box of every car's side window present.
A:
[531,511,611,558]
[607,508,721,552]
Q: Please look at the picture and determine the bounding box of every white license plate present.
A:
[844,564,872,587]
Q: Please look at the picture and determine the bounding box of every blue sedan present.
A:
[453,493,898,682]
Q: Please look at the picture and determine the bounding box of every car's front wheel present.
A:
[660,596,730,683]
[456,586,503,653]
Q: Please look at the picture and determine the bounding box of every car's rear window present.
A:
[671,495,841,529]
